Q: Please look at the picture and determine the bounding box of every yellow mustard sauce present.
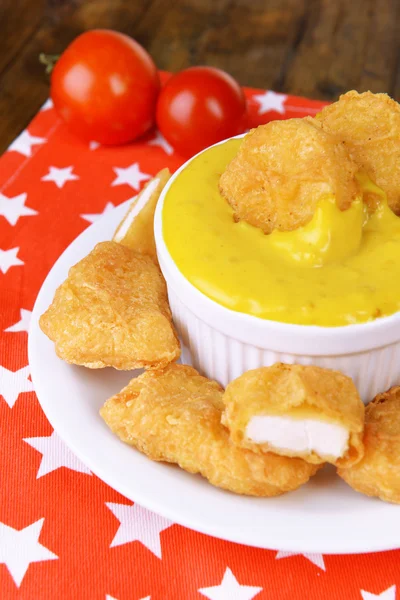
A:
[162,139,400,326]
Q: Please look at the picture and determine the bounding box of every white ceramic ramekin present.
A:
[154,137,400,403]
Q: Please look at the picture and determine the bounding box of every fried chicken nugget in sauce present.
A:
[318,91,400,215]
[219,117,360,234]
[100,364,319,497]
[338,386,400,504]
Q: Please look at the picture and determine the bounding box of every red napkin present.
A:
[0,78,397,600]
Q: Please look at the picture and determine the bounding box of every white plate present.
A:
[29,202,400,555]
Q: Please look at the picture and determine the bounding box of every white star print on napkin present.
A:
[0,365,34,408]
[8,130,46,157]
[41,166,79,188]
[81,202,115,224]
[4,308,31,333]
[252,90,287,115]
[0,247,24,274]
[148,130,174,155]
[24,431,92,478]
[0,518,57,587]
[40,98,53,111]
[275,551,325,571]
[0,192,38,226]
[361,586,396,600]
[111,163,151,190]
[199,567,262,600]
[106,502,173,558]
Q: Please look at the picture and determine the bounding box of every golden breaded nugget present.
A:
[338,386,400,504]
[113,168,171,260]
[40,241,180,369]
[318,91,400,214]
[100,364,319,497]
[223,364,364,467]
[219,117,360,233]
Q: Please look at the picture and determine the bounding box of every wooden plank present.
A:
[133,0,236,74]
[0,0,45,75]
[360,0,400,98]
[283,0,400,100]
[0,0,151,153]
[133,0,308,88]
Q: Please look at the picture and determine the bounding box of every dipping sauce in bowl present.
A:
[162,138,400,327]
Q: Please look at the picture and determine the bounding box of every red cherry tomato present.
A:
[51,30,160,145]
[156,66,247,156]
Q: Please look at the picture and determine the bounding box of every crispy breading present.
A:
[40,241,180,369]
[219,117,360,234]
[338,386,400,504]
[317,91,400,214]
[113,168,171,260]
[100,364,319,497]
[222,364,364,467]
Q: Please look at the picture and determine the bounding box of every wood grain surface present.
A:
[1,0,399,153]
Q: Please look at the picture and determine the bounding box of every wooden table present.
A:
[1,0,399,154]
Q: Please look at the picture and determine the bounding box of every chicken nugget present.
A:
[113,168,171,260]
[219,117,360,234]
[318,91,400,214]
[40,241,180,369]
[338,386,400,503]
[222,364,364,467]
[100,364,319,497]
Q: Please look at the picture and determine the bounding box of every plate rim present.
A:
[28,201,400,556]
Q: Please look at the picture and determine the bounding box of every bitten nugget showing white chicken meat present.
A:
[338,386,400,504]
[100,364,319,497]
[317,91,400,215]
[113,168,171,260]
[40,241,180,369]
[219,117,361,234]
[222,364,364,467]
